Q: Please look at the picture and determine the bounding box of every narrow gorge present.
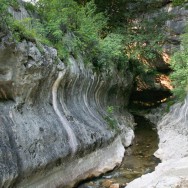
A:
[0,0,188,188]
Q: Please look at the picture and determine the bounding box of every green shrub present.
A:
[98,33,127,71]
[105,106,118,130]
[0,0,13,32]
[0,0,167,78]
[0,0,42,42]
[170,31,188,100]
[35,0,128,67]
[172,0,188,6]
[10,18,36,41]
[24,1,36,12]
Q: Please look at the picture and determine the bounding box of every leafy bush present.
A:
[0,0,15,32]
[170,31,188,100]
[0,0,168,78]
[0,0,41,43]
[92,0,168,67]
[105,106,118,130]
[36,0,106,60]
[10,18,36,41]
[172,0,188,6]
[98,33,127,70]
[0,0,127,70]
[34,0,128,69]
[24,1,36,12]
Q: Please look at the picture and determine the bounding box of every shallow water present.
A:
[77,116,160,188]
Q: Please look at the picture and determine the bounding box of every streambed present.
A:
[77,116,160,188]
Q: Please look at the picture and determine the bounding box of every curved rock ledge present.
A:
[18,136,125,188]
[0,37,134,187]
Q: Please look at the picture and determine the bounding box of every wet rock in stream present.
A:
[77,116,160,188]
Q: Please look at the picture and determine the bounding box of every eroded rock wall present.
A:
[126,4,188,187]
[126,96,188,188]
[0,35,134,188]
[164,3,188,54]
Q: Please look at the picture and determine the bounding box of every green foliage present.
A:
[0,0,41,43]
[0,0,14,32]
[172,0,188,6]
[98,33,128,71]
[0,0,168,77]
[24,1,36,12]
[36,0,107,61]
[93,0,167,64]
[35,0,127,69]
[105,106,118,130]
[170,32,188,100]
[105,116,117,130]
[10,18,36,41]
[77,0,169,77]
[0,0,127,70]
[107,106,115,114]
[165,99,176,112]
[124,17,166,62]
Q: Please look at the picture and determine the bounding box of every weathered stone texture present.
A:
[0,36,134,187]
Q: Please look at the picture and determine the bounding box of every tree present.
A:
[170,31,188,100]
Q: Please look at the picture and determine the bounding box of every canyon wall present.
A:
[0,34,134,187]
[126,3,188,188]
[164,3,188,54]
[126,95,188,188]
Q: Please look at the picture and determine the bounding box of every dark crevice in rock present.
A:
[130,89,172,108]
[162,0,172,6]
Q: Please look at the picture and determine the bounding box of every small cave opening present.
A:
[129,65,173,109]
[129,89,172,109]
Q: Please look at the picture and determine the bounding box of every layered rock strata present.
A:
[164,3,188,54]
[0,37,134,187]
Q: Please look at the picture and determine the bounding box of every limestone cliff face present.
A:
[131,3,188,107]
[126,4,188,187]
[164,3,188,54]
[0,35,134,187]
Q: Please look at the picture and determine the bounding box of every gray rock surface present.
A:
[126,157,188,188]
[144,103,167,125]
[126,96,188,188]
[19,137,125,188]
[163,3,188,54]
[0,35,134,187]
[126,4,188,187]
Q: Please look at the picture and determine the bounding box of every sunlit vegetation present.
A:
[170,31,188,100]
[172,0,188,6]
[0,0,169,75]
[3,0,188,103]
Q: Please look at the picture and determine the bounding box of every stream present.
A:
[77,116,160,188]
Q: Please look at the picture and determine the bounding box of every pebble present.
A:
[102,179,114,188]
[109,183,120,188]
